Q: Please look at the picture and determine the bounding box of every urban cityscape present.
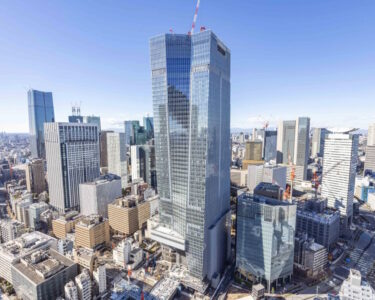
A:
[0,1,374,300]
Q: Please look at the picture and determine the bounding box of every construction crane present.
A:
[312,170,320,198]
[188,0,201,35]
[283,153,295,202]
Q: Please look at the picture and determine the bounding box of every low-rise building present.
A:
[11,248,78,300]
[296,198,340,249]
[339,269,375,300]
[52,211,82,239]
[65,280,79,300]
[0,218,26,243]
[294,235,327,277]
[230,169,248,187]
[28,201,49,230]
[0,231,56,284]
[75,268,92,300]
[57,239,74,256]
[93,264,107,294]
[75,214,110,250]
[113,239,132,268]
[72,247,97,274]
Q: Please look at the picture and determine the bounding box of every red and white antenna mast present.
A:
[189,0,201,35]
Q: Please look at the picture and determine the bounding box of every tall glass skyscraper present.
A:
[149,30,231,281]
[28,89,55,159]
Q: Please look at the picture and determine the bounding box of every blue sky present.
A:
[0,0,374,132]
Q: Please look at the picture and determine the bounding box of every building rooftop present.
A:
[0,231,56,261]
[77,214,106,229]
[56,210,80,222]
[239,192,293,207]
[12,248,75,284]
[80,173,121,186]
[150,278,179,299]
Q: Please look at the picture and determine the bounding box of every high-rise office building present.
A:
[264,130,277,162]
[368,123,375,146]
[364,146,375,173]
[107,132,127,188]
[131,145,157,189]
[245,141,263,161]
[143,116,154,140]
[311,128,330,158]
[44,123,100,212]
[321,133,358,225]
[25,158,46,194]
[277,117,310,179]
[99,130,113,168]
[149,30,231,281]
[124,120,140,146]
[28,89,55,159]
[236,193,296,292]
[83,115,101,132]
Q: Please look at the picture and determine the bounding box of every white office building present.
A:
[44,122,100,212]
[0,219,25,243]
[113,239,132,268]
[94,265,107,294]
[339,269,375,300]
[79,174,122,218]
[247,164,287,192]
[107,132,127,188]
[368,123,375,146]
[321,133,358,225]
[131,145,140,181]
[75,269,92,300]
[65,281,79,300]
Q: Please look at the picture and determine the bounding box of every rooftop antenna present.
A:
[188,0,201,35]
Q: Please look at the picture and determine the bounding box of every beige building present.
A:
[25,158,46,194]
[108,196,150,236]
[245,141,263,161]
[52,211,82,239]
[75,215,110,249]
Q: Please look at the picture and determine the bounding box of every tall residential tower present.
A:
[149,30,231,281]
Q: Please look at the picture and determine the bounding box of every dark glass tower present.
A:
[150,30,231,280]
[28,89,55,159]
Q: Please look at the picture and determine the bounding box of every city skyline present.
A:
[1,0,375,132]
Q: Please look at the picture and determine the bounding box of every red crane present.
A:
[188,0,201,35]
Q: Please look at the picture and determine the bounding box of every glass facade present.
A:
[295,117,310,174]
[236,193,296,291]
[143,116,154,139]
[150,30,231,280]
[264,130,277,162]
[28,89,55,159]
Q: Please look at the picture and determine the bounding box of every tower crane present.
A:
[188,0,201,35]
